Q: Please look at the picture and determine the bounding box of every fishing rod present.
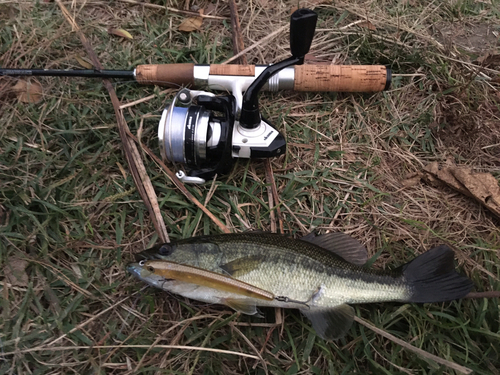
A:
[0,64,391,98]
[1,8,392,184]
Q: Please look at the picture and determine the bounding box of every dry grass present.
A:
[1,0,500,374]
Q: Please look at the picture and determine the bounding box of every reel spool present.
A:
[158,8,318,183]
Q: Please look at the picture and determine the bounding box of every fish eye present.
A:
[139,260,146,266]
[147,266,154,272]
[158,244,173,256]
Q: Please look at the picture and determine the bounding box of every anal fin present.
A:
[224,298,263,317]
[300,304,354,340]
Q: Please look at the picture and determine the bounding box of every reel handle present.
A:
[135,63,390,92]
[290,8,317,59]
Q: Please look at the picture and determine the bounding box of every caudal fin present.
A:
[401,245,473,303]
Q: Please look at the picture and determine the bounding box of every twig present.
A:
[353,316,473,375]
[125,131,230,234]
[264,161,284,234]
[282,202,308,233]
[265,166,277,234]
[223,25,288,64]
[230,323,269,374]
[119,88,175,109]
[0,345,260,359]
[228,0,247,66]
[55,0,169,243]
[465,291,500,299]
[116,0,227,20]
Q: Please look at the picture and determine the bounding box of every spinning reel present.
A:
[158,8,318,183]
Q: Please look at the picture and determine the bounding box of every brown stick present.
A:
[465,291,500,299]
[353,316,473,374]
[117,0,227,20]
[228,0,247,65]
[55,0,169,242]
[264,161,284,234]
[125,131,230,234]
[265,166,277,234]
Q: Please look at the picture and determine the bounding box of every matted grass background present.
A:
[1,0,499,374]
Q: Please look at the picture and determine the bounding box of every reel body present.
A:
[158,88,286,183]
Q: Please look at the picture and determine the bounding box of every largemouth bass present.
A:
[128,232,473,340]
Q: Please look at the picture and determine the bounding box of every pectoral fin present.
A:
[300,304,354,340]
[224,298,263,317]
[300,232,368,266]
[219,255,263,278]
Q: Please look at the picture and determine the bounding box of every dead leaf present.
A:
[12,80,43,103]
[423,162,500,219]
[205,3,216,15]
[476,52,500,67]
[401,172,423,188]
[178,13,203,32]
[75,55,93,69]
[358,20,377,31]
[424,162,472,197]
[422,162,444,187]
[108,28,134,40]
[4,257,29,287]
[424,161,439,175]
[451,168,500,216]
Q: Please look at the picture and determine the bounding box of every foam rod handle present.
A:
[135,63,194,86]
[294,65,391,92]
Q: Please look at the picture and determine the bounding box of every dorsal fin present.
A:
[300,232,368,266]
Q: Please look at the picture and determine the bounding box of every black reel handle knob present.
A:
[290,8,318,59]
[239,8,318,129]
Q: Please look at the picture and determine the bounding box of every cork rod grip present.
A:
[135,63,195,86]
[294,65,390,92]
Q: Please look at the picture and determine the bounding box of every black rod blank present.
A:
[0,68,135,79]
